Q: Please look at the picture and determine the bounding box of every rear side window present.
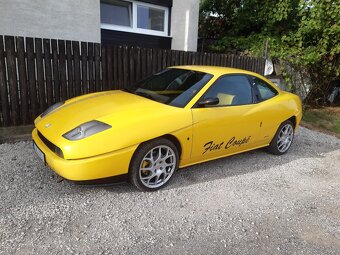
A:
[251,77,278,101]
[202,75,253,106]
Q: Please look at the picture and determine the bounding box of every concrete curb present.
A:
[0,125,34,144]
[0,134,32,144]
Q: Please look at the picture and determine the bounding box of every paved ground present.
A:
[0,127,339,255]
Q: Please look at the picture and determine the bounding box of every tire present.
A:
[267,120,294,155]
[129,138,179,192]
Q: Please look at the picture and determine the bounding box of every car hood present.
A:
[35,90,191,159]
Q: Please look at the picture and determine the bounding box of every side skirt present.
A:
[179,144,270,169]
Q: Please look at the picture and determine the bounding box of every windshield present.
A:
[124,68,213,107]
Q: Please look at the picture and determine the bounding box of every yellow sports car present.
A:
[32,66,302,191]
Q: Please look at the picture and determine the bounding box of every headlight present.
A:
[41,102,64,118]
[63,120,111,141]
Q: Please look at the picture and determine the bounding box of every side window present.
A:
[251,77,278,101]
[202,75,253,106]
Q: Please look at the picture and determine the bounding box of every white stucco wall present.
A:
[170,0,199,52]
[0,0,200,51]
[0,0,101,42]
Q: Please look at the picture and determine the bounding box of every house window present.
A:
[100,0,169,37]
[137,5,165,32]
[100,0,132,27]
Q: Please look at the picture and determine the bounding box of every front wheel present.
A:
[129,138,179,191]
[267,120,294,155]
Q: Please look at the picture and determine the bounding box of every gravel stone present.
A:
[0,127,339,254]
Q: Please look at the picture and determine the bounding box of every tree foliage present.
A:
[199,0,340,104]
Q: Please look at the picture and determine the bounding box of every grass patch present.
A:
[302,107,340,137]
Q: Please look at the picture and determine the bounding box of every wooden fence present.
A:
[0,35,265,127]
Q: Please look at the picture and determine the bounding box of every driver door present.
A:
[190,75,262,161]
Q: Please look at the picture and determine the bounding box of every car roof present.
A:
[170,65,263,77]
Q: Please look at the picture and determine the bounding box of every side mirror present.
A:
[198,97,219,107]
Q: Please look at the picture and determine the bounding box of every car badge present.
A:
[45,123,52,128]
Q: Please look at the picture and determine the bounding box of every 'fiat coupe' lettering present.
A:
[203,136,251,154]
[203,141,224,154]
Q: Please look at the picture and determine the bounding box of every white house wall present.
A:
[170,0,199,52]
[0,0,199,51]
[0,0,101,42]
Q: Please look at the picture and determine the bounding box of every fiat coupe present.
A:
[32,66,302,191]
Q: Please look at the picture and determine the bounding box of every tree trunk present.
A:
[304,69,332,106]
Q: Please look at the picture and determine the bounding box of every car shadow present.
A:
[90,127,339,193]
[167,128,340,190]
[5,127,338,201]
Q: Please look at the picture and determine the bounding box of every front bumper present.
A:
[32,128,137,181]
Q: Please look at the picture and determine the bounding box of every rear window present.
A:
[250,76,278,101]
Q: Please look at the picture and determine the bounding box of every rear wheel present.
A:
[267,120,294,155]
[129,138,179,191]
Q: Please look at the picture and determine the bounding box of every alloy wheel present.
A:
[139,145,176,189]
[277,123,294,153]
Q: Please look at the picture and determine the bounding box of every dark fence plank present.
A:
[113,46,118,89]
[43,39,53,106]
[161,49,167,69]
[88,43,94,92]
[51,39,60,102]
[66,41,74,98]
[179,51,184,65]
[135,47,141,82]
[94,43,101,91]
[101,44,107,90]
[16,37,29,124]
[256,60,261,75]
[72,41,81,96]
[157,48,162,71]
[251,57,256,72]
[226,55,231,66]
[0,36,10,126]
[166,49,171,67]
[122,46,128,88]
[117,46,123,89]
[146,48,152,75]
[81,42,88,94]
[5,36,20,125]
[58,40,67,100]
[152,48,157,74]
[141,48,147,81]
[129,47,135,84]
[176,51,181,65]
[106,45,113,89]
[35,38,46,113]
[27,38,38,119]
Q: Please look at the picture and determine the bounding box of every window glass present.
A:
[251,77,278,101]
[124,69,212,108]
[100,0,132,27]
[137,5,165,31]
[203,75,253,106]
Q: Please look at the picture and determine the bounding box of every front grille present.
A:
[37,131,64,158]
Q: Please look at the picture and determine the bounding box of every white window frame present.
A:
[101,0,169,37]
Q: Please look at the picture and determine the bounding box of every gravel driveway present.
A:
[0,127,339,255]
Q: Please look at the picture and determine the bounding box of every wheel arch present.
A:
[161,134,182,158]
[287,115,297,129]
[128,134,183,171]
